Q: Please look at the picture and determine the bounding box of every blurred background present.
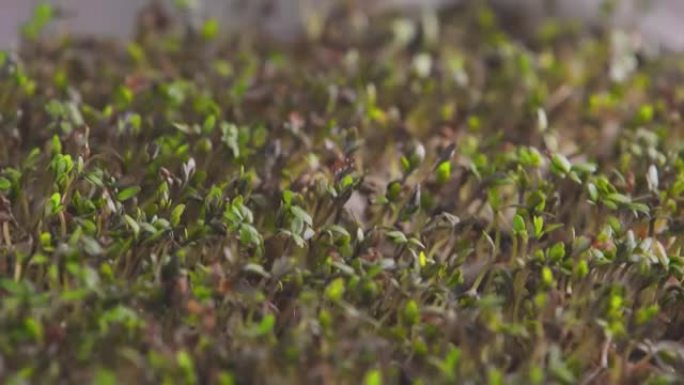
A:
[1,0,684,51]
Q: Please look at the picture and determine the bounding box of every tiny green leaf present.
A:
[201,18,220,40]
[0,177,11,191]
[548,242,565,263]
[291,206,313,227]
[252,314,276,336]
[116,186,141,202]
[363,369,382,385]
[512,214,527,235]
[325,278,346,302]
[551,153,572,175]
[403,300,420,325]
[171,204,186,227]
[387,230,408,244]
[436,161,451,184]
[93,369,117,385]
[533,216,544,238]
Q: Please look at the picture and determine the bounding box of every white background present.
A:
[1,0,683,50]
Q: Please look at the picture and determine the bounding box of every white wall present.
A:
[1,0,683,50]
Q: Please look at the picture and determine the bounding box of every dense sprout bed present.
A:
[3,4,684,385]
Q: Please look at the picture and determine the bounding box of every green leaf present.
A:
[115,86,134,108]
[252,314,276,336]
[282,189,294,207]
[217,372,236,385]
[201,18,220,40]
[203,114,217,134]
[339,174,355,190]
[418,251,428,267]
[171,204,186,227]
[123,215,140,237]
[82,236,104,256]
[93,369,117,385]
[403,300,420,325]
[325,278,346,302]
[548,242,565,262]
[221,122,240,158]
[439,346,461,379]
[572,162,597,174]
[0,177,11,191]
[527,190,546,212]
[488,368,504,385]
[176,350,197,383]
[387,230,408,244]
[533,216,544,238]
[636,104,654,124]
[512,214,527,235]
[408,237,425,249]
[587,183,599,201]
[606,193,631,205]
[400,156,411,173]
[550,153,572,175]
[291,206,313,227]
[436,161,451,184]
[22,3,55,40]
[47,192,62,215]
[574,260,589,279]
[363,370,382,385]
[386,181,402,202]
[636,304,660,325]
[628,202,650,216]
[24,317,43,342]
[242,263,270,278]
[116,186,141,202]
[239,224,263,247]
[541,266,554,286]
[51,135,62,155]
